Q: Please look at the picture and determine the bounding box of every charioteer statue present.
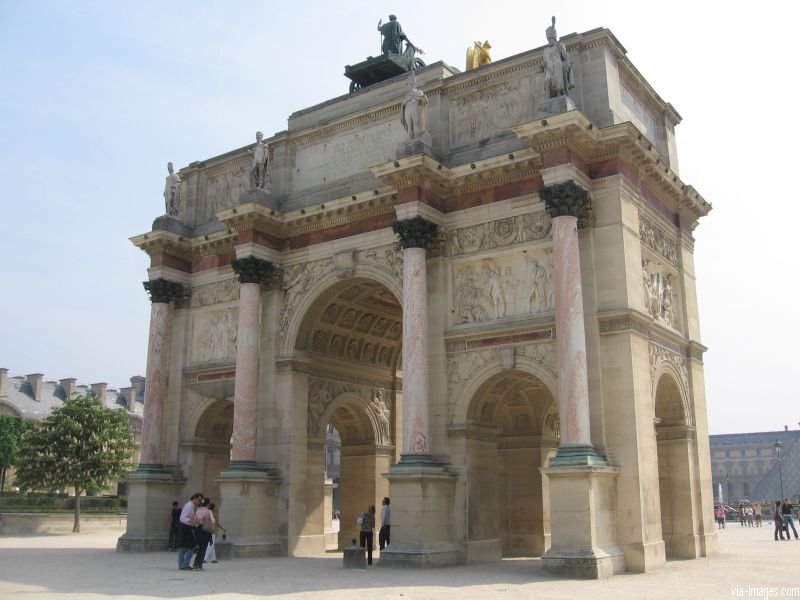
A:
[344,14,425,93]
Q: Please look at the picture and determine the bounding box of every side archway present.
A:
[653,372,700,558]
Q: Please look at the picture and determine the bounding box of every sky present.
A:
[0,0,798,435]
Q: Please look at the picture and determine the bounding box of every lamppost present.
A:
[774,440,785,499]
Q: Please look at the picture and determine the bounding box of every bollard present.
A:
[343,538,366,569]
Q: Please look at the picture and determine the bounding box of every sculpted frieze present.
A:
[649,342,690,398]
[203,160,249,220]
[190,279,239,308]
[642,259,678,329]
[191,309,238,365]
[447,211,551,256]
[639,215,678,265]
[307,377,392,444]
[280,259,336,337]
[359,244,404,283]
[450,77,534,147]
[452,251,553,325]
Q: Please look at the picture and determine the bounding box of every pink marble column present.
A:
[393,216,439,457]
[229,256,274,466]
[540,180,598,459]
[552,215,592,449]
[140,278,184,468]
[140,303,169,465]
[402,246,430,453]
[230,281,261,462]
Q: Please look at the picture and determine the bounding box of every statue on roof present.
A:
[400,71,428,140]
[542,16,574,98]
[466,41,492,70]
[378,15,407,55]
[163,162,181,216]
[248,131,271,190]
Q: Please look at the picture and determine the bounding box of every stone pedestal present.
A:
[116,469,185,552]
[323,478,338,549]
[541,464,623,578]
[397,133,435,159]
[536,95,576,119]
[238,187,279,209]
[379,458,458,568]
[217,465,282,558]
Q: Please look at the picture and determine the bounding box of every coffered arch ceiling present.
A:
[295,278,402,371]
[467,371,558,438]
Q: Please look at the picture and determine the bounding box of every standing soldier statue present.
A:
[248,131,270,189]
[542,16,574,98]
[163,161,181,216]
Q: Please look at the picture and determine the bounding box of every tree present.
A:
[15,395,136,532]
[0,415,34,491]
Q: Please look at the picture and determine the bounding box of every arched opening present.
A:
[462,370,558,561]
[654,373,699,558]
[190,399,233,505]
[295,278,400,553]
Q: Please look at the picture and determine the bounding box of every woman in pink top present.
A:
[192,498,215,570]
[715,505,726,529]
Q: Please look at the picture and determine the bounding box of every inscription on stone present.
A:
[294,121,405,191]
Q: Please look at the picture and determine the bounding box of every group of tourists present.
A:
[356,497,391,565]
[168,493,226,570]
[714,499,799,541]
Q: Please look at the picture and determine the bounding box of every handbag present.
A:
[201,512,216,534]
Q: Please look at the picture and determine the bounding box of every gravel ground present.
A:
[1,524,798,600]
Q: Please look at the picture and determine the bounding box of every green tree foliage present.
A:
[15,395,136,532]
[0,415,34,491]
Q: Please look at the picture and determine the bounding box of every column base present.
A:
[542,462,624,578]
[549,444,607,466]
[116,466,185,553]
[217,462,282,558]
[542,547,623,579]
[379,455,459,568]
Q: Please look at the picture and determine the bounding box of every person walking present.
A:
[193,498,215,570]
[358,504,376,565]
[754,502,762,527]
[781,499,798,540]
[379,497,391,551]
[774,500,787,541]
[738,503,746,527]
[168,501,181,551]
[177,493,203,570]
[745,504,754,527]
[715,505,726,529]
[204,502,226,564]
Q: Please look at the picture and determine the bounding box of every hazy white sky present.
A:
[1,0,797,435]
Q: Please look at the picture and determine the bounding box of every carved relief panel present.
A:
[201,156,250,221]
[190,308,238,365]
[642,258,681,331]
[451,249,553,326]
[450,76,535,148]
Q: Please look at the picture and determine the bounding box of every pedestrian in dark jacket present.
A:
[358,505,376,565]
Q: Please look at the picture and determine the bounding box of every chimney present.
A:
[0,368,8,397]
[120,387,134,410]
[26,373,44,401]
[130,376,145,401]
[60,378,76,399]
[91,382,108,401]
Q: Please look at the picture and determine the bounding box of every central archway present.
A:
[462,369,559,561]
[295,277,401,552]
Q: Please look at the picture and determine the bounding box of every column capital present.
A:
[231,256,277,285]
[392,216,439,250]
[539,180,592,224]
[143,278,185,304]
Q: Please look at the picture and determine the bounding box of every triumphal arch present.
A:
[118,19,716,577]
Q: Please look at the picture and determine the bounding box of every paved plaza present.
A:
[1,525,798,599]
